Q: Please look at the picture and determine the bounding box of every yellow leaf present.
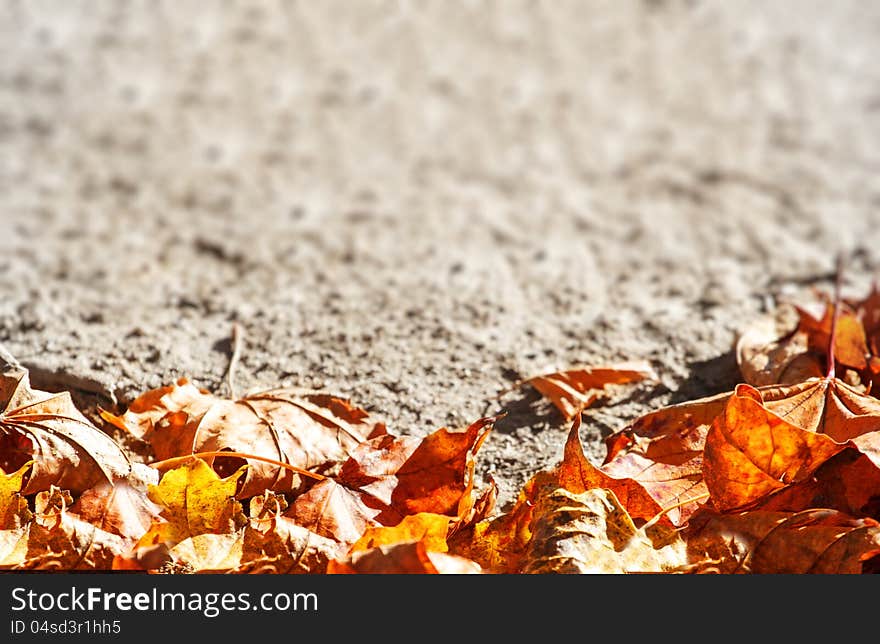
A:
[349,513,452,554]
[0,462,33,529]
[139,459,247,549]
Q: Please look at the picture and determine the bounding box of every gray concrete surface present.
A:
[2,0,880,506]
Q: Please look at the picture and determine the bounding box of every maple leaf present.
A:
[598,391,731,524]
[556,417,663,520]
[759,377,880,461]
[737,286,880,393]
[0,369,132,494]
[286,478,383,547]
[683,508,880,573]
[703,383,844,511]
[137,458,247,551]
[290,417,496,549]
[166,533,244,573]
[328,541,483,574]
[447,497,533,573]
[523,362,656,421]
[101,379,383,498]
[368,417,493,519]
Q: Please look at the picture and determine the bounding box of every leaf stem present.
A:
[827,255,845,379]
[643,491,710,530]
[149,451,326,481]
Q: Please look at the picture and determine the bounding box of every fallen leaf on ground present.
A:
[523,362,656,421]
[70,478,161,541]
[137,458,247,551]
[285,416,496,555]
[683,508,880,573]
[0,369,131,494]
[521,487,687,574]
[703,384,843,511]
[737,289,880,393]
[760,377,880,459]
[757,449,880,518]
[0,463,34,567]
[450,416,685,572]
[556,417,679,519]
[448,489,533,573]
[735,303,823,387]
[101,379,382,498]
[381,417,494,519]
[287,478,382,547]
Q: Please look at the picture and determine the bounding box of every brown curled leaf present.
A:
[0,369,131,495]
[101,378,381,498]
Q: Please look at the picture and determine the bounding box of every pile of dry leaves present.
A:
[3,283,880,573]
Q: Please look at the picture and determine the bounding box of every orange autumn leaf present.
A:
[598,391,735,524]
[451,471,687,573]
[737,287,880,393]
[603,390,729,464]
[757,449,880,519]
[557,415,678,524]
[735,303,824,387]
[523,362,656,421]
[698,376,880,514]
[703,384,843,511]
[684,508,880,573]
[101,378,382,498]
[70,477,161,541]
[447,489,534,574]
[385,417,494,518]
[286,478,382,548]
[328,540,482,574]
[450,416,691,572]
[339,417,494,519]
[759,377,880,461]
[349,512,452,554]
[287,417,497,549]
[798,299,869,372]
[0,369,132,495]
